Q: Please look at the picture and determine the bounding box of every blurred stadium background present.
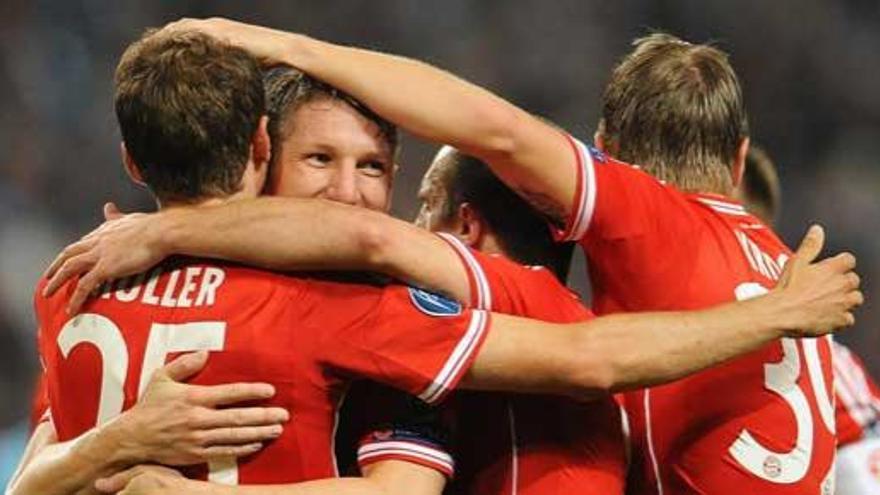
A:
[1,0,878,483]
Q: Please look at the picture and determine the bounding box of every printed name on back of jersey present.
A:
[408,288,462,317]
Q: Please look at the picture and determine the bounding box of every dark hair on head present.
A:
[438,148,575,281]
[600,32,749,194]
[740,144,781,224]
[114,29,265,203]
[262,66,400,168]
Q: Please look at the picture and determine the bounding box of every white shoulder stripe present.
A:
[697,197,748,216]
[568,138,597,241]
[556,135,596,242]
[436,233,492,310]
[418,310,489,404]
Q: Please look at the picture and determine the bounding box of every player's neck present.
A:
[695,185,737,200]
[475,233,505,257]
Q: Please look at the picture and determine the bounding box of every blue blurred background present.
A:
[1,0,878,484]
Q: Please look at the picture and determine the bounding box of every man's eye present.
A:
[359,161,387,177]
[306,153,332,166]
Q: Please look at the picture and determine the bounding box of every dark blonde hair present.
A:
[600,33,749,194]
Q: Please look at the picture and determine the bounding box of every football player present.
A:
[141,19,854,494]
[16,28,861,495]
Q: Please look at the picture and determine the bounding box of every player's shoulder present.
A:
[33,275,63,333]
[689,194,790,246]
[471,250,592,319]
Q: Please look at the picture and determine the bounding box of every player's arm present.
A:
[168,17,577,224]
[6,419,133,495]
[95,461,443,495]
[462,227,862,398]
[44,198,471,314]
[6,353,289,495]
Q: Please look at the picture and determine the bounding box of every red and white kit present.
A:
[557,136,836,495]
[358,240,627,495]
[35,260,490,484]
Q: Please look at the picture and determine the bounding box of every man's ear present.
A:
[252,115,271,171]
[593,119,618,155]
[593,130,605,151]
[120,142,146,186]
[457,203,484,248]
[731,137,750,189]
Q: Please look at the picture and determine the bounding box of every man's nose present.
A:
[324,168,360,206]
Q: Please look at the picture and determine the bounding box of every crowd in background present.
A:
[1,0,878,482]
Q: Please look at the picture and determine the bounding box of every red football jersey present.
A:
[833,341,880,446]
[358,235,627,495]
[35,259,490,485]
[30,370,50,430]
[556,136,836,494]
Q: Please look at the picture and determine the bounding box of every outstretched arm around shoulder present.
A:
[164,17,580,226]
[462,226,863,399]
[44,198,469,314]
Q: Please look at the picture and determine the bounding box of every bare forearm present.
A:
[7,423,132,495]
[163,198,383,271]
[163,198,469,301]
[465,294,791,400]
[585,293,791,393]
[269,34,575,214]
[283,35,525,160]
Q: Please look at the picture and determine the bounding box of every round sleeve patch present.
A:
[407,287,462,317]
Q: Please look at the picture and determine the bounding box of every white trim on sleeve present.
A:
[436,233,492,310]
[558,135,597,241]
[418,310,489,405]
[358,440,454,476]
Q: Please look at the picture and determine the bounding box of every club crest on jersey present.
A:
[408,287,462,317]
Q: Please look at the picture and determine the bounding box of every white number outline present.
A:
[57,314,237,484]
[727,283,835,483]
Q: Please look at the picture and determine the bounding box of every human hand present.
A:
[43,203,172,314]
[108,351,288,466]
[161,17,303,66]
[772,225,863,337]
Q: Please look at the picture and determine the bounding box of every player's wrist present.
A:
[755,289,798,338]
[101,407,154,465]
[284,33,328,74]
[87,415,147,467]
[159,208,193,257]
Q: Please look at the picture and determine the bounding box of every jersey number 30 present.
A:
[728,283,835,484]
[57,313,239,485]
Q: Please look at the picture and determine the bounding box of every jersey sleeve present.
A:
[30,369,51,429]
[435,233,496,311]
[321,285,491,405]
[354,385,454,478]
[552,134,698,249]
[32,279,54,428]
[435,233,593,321]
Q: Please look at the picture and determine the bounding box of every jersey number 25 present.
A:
[57,313,240,484]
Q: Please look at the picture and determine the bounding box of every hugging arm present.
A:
[45,198,469,314]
